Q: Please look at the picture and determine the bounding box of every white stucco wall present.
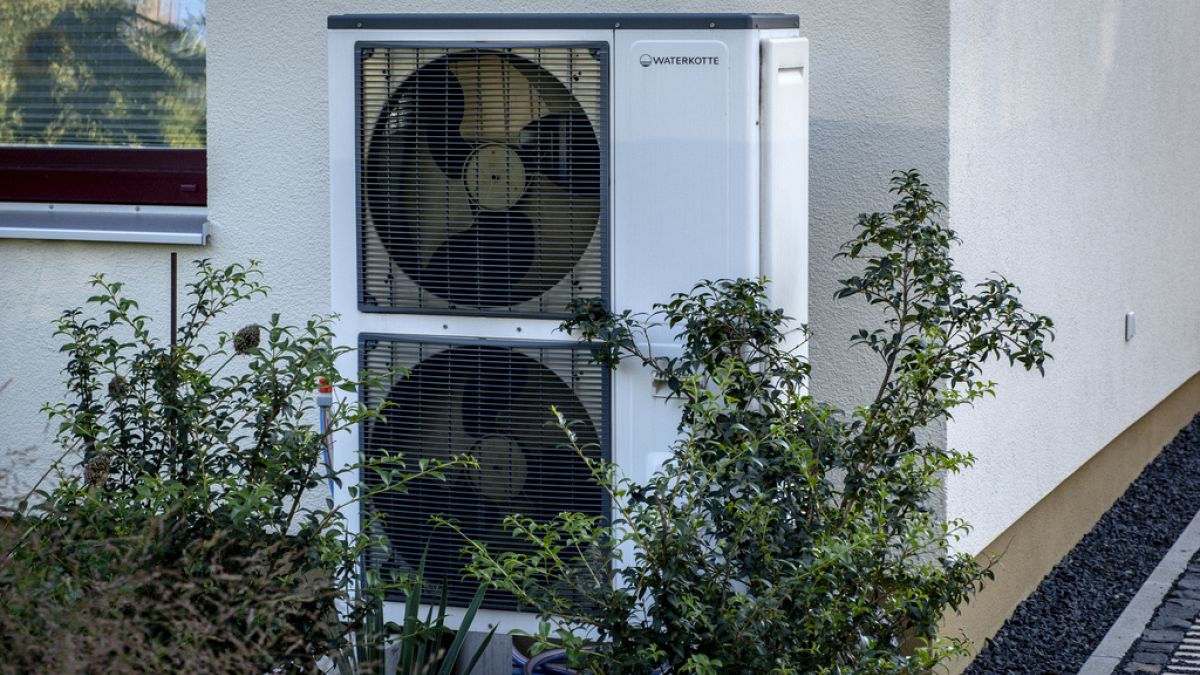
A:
[945,0,1200,554]
[0,1,951,496]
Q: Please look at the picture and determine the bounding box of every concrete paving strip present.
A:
[1079,508,1200,674]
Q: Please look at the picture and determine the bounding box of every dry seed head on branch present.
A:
[233,324,261,355]
[107,375,129,400]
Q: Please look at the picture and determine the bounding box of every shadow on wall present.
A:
[805,115,949,410]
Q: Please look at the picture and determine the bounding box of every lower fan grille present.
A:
[359,334,609,611]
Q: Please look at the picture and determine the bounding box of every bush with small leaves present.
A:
[453,171,1055,674]
[0,260,476,673]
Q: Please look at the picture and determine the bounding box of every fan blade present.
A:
[366,132,475,291]
[449,347,598,508]
[418,210,536,308]
[400,56,474,179]
[450,54,551,143]
[460,349,529,437]
[509,173,601,300]
[502,360,599,499]
[518,109,602,196]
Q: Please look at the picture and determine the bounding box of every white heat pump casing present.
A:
[328,18,808,634]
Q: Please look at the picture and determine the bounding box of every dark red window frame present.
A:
[0,147,206,207]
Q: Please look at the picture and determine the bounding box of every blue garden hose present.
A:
[514,646,574,675]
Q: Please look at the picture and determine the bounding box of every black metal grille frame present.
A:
[356,43,610,318]
[359,334,610,610]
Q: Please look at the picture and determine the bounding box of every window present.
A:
[0,0,207,244]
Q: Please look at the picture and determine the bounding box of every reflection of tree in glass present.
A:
[0,0,205,148]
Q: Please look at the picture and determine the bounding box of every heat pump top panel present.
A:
[328,14,799,30]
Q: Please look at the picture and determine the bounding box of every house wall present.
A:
[0,1,952,497]
[944,0,1200,555]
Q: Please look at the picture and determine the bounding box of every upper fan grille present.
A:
[357,44,609,317]
[359,335,609,610]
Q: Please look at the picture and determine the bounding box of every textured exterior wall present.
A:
[0,1,951,497]
[945,0,1200,554]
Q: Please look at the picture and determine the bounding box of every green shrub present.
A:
[452,171,1055,673]
[0,260,476,673]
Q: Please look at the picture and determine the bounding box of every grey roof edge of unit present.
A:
[328,13,799,31]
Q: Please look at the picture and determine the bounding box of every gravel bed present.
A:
[965,413,1200,674]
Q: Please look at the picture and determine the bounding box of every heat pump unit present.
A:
[328,13,808,632]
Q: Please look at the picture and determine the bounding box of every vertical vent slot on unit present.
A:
[358,44,609,317]
[360,335,609,610]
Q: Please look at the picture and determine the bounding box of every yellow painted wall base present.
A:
[941,371,1200,674]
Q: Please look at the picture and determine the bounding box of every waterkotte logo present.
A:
[639,54,720,67]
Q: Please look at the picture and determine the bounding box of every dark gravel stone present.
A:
[1141,629,1184,642]
[1149,615,1192,630]
[1132,651,1169,664]
[1158,601,1199,617]
[965,414,1200,674]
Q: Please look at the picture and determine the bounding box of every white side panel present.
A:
[612,30,760,331]
[609,29,761,500]
[613,346,684,485]
[760,36,809,356]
